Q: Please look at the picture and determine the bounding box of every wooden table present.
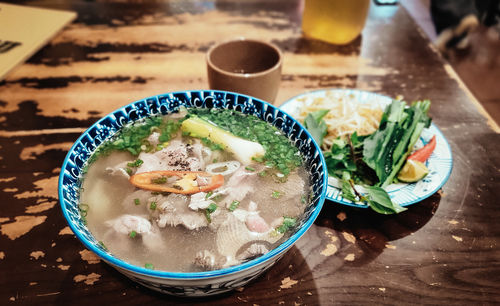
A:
[1,1,499,304]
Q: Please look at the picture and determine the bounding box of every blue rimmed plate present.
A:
[280,88,453,208]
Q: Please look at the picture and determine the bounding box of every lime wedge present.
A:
[397,159,429,183]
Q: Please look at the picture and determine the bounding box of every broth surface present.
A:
[81,110,310,272]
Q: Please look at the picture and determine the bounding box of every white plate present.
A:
[280,89,453,208]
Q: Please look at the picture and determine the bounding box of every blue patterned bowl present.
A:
[58,90,327,297]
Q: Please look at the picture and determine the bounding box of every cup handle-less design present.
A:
[206,38,282,103]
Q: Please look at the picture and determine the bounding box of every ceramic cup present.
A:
[206,38,283,103]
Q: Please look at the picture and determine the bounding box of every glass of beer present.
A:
[302,0,371,45]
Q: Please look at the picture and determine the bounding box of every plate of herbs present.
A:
[280,89,453,214]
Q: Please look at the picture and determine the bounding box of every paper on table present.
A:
[0,3,76,80]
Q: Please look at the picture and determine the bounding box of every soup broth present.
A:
[81,108,310,272]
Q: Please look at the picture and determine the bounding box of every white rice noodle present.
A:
[295,90,384,151]
[205,161,241,176]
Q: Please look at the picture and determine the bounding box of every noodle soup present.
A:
[80,108,311,272]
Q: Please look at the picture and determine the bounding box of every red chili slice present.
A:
[408,135,436,163]
[129,170,224,194]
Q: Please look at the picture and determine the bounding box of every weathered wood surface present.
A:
[0,1,499,305]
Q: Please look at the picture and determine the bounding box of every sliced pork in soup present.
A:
[80,108,310,272]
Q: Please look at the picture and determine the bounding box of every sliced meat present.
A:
[232,201,271,233]
[147,131,161,147]
[236,243,270,261]
[135,140,203,173]
[246,214,270,233]
[219,166,258,208]
[155,194,208,230]
[105,160,132,179]
[193,250,225,271]
[105,214,152,235]
[216,213,283,268]
[104,215,167,252]
[188,192,212,211]
[190,142,207,171]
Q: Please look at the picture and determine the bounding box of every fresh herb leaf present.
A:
[340,172,357,202]
[364,186,407,214]
[324,138,356,178]
[304,109,329,146]
[362,100,431,187]
[323,99,431,214]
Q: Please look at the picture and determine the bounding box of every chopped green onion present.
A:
[127,159,144,168]
[276,217,297,233]
[205,191,213,199]
[245,166,255,172]
[204,210,212,223]
[271,191,281,199]
[129,230,137,238]
[252,156,264,163]
[150,201,157,210]
[206,203,217,214]
[204,203,217,223]
[211,194,223,202]
[258,171,267,177]
[200,137,224,151]
[125,167,133,175]
[301,195,307,204]
[98,241,108,251]
[79,203,89,217]
[144,263,154,269]
[134,198,140,205]
[151,176,167,184]
[229,200,240,212]
[79,203,89,211]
